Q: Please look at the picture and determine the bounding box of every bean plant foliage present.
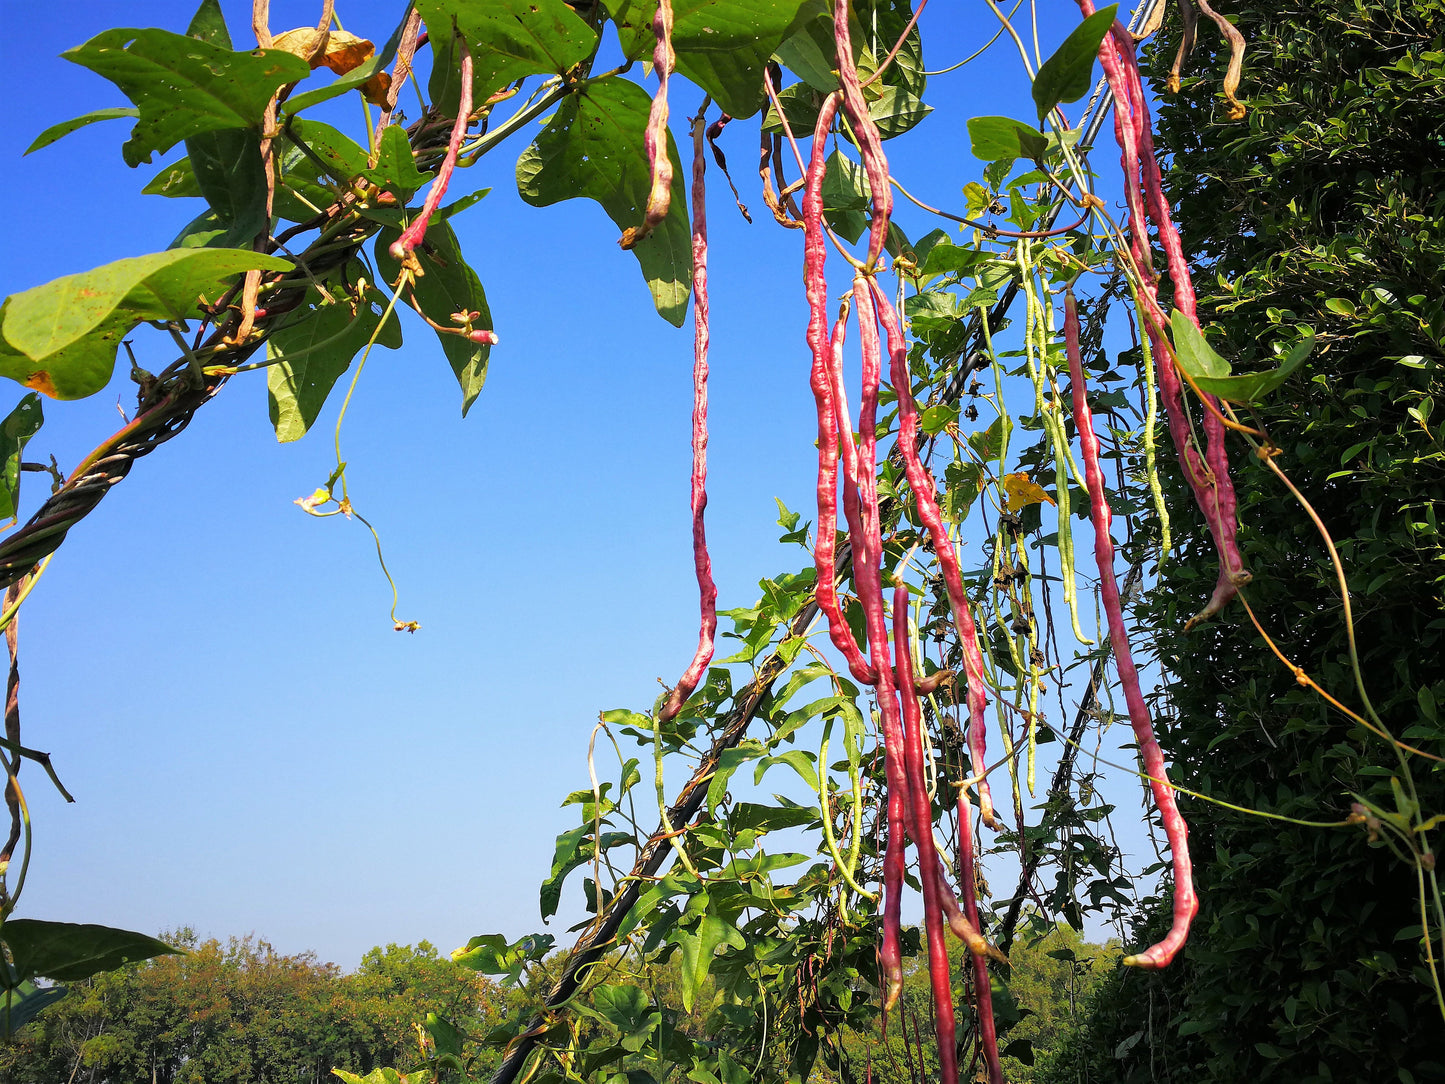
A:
[0,0,1439,1080]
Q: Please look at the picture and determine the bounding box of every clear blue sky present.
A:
[0,0,1156,968]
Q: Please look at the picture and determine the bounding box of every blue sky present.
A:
[0,0,1162,968]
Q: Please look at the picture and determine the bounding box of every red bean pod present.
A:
[832,0,893,268]
[868,279,1000,829]
[658,111,718,722]
[958,789,1004,1084]
[389,39,472,262]
[894,583,958,1084]
[619,0,675,250]
[1065,291,1197,967]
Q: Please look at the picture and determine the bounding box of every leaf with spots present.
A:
[418,0,598,111]
[0,394,43,522]
[601,0,813,118]
[516,77,691,326]
[0,249,291,400]
[63,28,310,167]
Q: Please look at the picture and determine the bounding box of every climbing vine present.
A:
[0,0,1440,1079]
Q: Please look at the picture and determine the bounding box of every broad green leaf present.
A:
[364,124,430,202]
[1169,310,1230,379]
[0,395,43,522]
[1031,5,1116,123]
[1172,318,1315,403]
[821,149,870,243]
[267,277,404,442]
[375,222,493,413]
[285,118,370,186]
[668,911,744,1012]
[451,931,555,985]
[921,242,991,278]
[0,980,67,1039]
[284,3,408,113]
[602,0,812,118]
[142,158,204,198]
[968,414,1012,463]
[754,748,819,790]
[517,77,691,326]
[539,824,591,920]
[185,0,233,48]
[869,84,931,139]
[0,248,291,400]
[424,1012,465,1058]
[418,0,597,108]
[63,29,310,167]
[582,984,660,1051]
[706,739,768,813]
[967,116,1049,162]
[185,128,268,247]
[24,108,138,156]
[1,920,180,983]
[168,208,239,250]
[774,8,840,92]
[761,81,829,137]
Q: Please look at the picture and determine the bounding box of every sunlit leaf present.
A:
[516,77,691,326]
[1031,5,1116,123]
[63,28,310,166]
[375,222,494,414]
[267,275,404,442]
[0,248,291,400]
[1,920,181,983]
[23,108,138,156]
[0,394,43,522]
[418,0,597,110]
[967,115,1049,162]
[364,124,429,202]
[601,0,812,118]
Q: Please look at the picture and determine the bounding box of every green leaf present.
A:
[582,984,660,1051]
[868,84,932,139]
[375,222,493,414]
[1,920,181,983]
[24,108,139,156]
[517,77,691,326]
[423,1012,465,1058]
[0,980,67,1039]
[1188,331,1316,403]
[539,824,591,920]
[418,0,598,108]
[284,118,370,187]
[761,81,828,136]
[364,124,430,202]
[185,128,268,247]
[754,748,818,790]
[1031,5,1116,123]
[602,0,812,118]
[968,415,1012,462]
[63,29,310,167]
[451,932,555,985]
[668,911,745,1012]
[774,9,840,92]
[921,242,991,278]
[0,395,43,522]
[185,0,233,48]
[706,740,768,814]
[967,116,1049,162]
[0,248,291,400]
[267,277,404,442]
[1168,310,1230,379]
[142,158,204,198]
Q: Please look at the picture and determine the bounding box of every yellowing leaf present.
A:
[1002,472,1055,512]
[361,71,393,107]
[272,27,375,74]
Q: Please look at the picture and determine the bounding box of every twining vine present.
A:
[0,0,1439,1077]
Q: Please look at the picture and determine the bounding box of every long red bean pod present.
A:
[868,279,1000,829]
[832,0,893,267]
[389,38,472,262]
[657,111,717,723]
[880,759,906,1009]
[803,93,875,684]
[619,0,675,250]
[958,789,1004,1084]
[1082,3,1248,623]
[1065,291,1197,967]
[894,583,958,1084]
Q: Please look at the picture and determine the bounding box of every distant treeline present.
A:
[2,922,1117,1083]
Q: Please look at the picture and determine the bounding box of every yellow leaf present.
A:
[1001,472,1055,512]
[271,27,375,75]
